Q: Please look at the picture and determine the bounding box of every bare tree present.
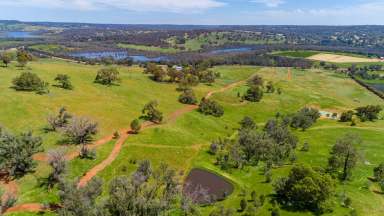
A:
[64,117,98,145]
[47,148,67,188]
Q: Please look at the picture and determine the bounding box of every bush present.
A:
[290,107,320,131]
[179,89,198,105]
[12,72,49,93]
[95,67,120,85]
[374,163,384,182]
[198,98,224,117]
[64,117,98,145]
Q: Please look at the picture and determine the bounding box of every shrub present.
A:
[12,72,49,93]
[198,98,224,117]
[54,74,73,90]
[1,52,13,67]
[179,89,198,105]
[374,163,384,182]
[95,67,120,85]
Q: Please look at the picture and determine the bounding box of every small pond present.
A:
[183,168,234,204]
[68,51,169,62]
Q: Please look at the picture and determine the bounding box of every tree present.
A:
[54,74,73,90]
[16,49,32,67]
[355,105,382,122]
[0,128,43,178]
[244,85,263,102]
[12,72,49,93]
[199,70,216,84]
[47,107,72,131]
[1,52,13,67]
[94,67,120,85]
[374,163,384,182]
[179,88,198,105]
[290,107,320,131]
[328,134,361,181]
[198,98,224,117]
[274,165,335,213]
[340,110,354,122]
[47,148,67,188]
[300,141,310,152]
[64,117,98,145]
[145,63,166,82]
[142,100,163,123]
[130,119,142,134]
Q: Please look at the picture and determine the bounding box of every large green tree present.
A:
[274,165,335,213]
[0,127,43,178]
[142,100,163,123]
[328,134,360,181]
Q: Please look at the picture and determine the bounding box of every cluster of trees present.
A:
[348,64,384,81]
[144,63,220,88]
[241,75,280,103]
[57,161,181,216]
[0,127,43,178]
[54,74,73,90]
[47,107,98,159]
[340,105,382,124]
[210,115,298,170]
[12,72,49,94]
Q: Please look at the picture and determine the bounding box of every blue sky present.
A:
[1,0,384,25]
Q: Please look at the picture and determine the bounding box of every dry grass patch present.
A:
[308,53,382,63]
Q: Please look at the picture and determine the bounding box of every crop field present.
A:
[1,60,384,216]
[308,53,382,63]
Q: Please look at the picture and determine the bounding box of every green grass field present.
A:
[1,60,384,216]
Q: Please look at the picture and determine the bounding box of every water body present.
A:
[69,51,169,62]
[0,31,37,38]
[210,47,253,54]
[370,83,384,92]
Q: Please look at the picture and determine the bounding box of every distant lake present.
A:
[0,31,38,38]
[69,51,169,62]
[370,83,384,92]
[210,47,253,54]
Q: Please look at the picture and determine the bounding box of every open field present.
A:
[1,60,384,216]
[308,53,382,63]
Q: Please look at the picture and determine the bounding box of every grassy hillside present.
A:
[2,62,384,216]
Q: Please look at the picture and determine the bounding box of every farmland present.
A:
[0,56,382,216]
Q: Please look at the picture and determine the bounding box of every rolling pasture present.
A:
[0,60,383,216]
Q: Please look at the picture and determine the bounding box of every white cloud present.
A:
[250,0,285,7]
[0,0,226,12]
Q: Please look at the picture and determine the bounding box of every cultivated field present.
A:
[308,53,382,63]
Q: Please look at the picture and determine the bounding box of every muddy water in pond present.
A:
[184,168,234,204]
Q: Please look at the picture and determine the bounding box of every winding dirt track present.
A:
[4,78,249,213]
